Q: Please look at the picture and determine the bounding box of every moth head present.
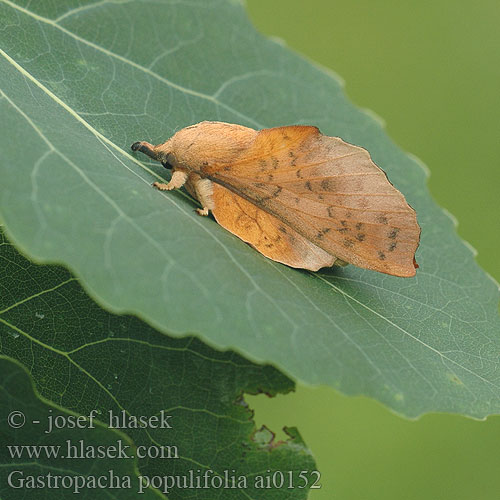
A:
[152,138,175,167]
[131,139,175,168]
[161,159,173,170]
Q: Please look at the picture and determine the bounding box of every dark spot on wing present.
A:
[258,159,267,171]
[271,157,279,169]
[377,215,388,224]
[337,220,349,233]
[305,181,312,191]
[316,227,331,240]
[346,212,353,218]
[388,242,397,252]
[259,185,282,203]
[295,197,301,204]
[321,179,334,191]
[255,182,266,189]
[203,161,209,166]
[289,151,297,166]
[223,166,231,171]
[388,228,400,239]
[268,174,274,181]
[356,233,365,242]
[343,238,355,248]
[278,225,288,234]
[296,169,303,178]
[378,251,386,260]
[327,206,335,218]
[355,222,363,230]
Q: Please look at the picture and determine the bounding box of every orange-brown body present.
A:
[131,121,420,277]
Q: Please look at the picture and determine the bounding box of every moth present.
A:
[131,121,420,277]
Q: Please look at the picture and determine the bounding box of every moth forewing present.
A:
[206,126,420,277]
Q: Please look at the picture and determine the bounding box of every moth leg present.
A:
[189,174,214,216]
[153,170,188,191]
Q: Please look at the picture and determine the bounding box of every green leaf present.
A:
[0,357,161,499]
[0,0,499,418]
[0,229,316,499]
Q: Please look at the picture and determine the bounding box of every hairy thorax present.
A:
[165,121,257,171]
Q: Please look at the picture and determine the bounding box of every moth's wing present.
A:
[211,183,337,271]
[207,125,420,277]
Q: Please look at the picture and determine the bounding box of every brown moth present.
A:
[131,121,420,277]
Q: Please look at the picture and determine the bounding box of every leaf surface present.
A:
[0,229,315,499]
[0,0,499,417]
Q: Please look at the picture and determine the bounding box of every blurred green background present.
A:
[245,1,500,499]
